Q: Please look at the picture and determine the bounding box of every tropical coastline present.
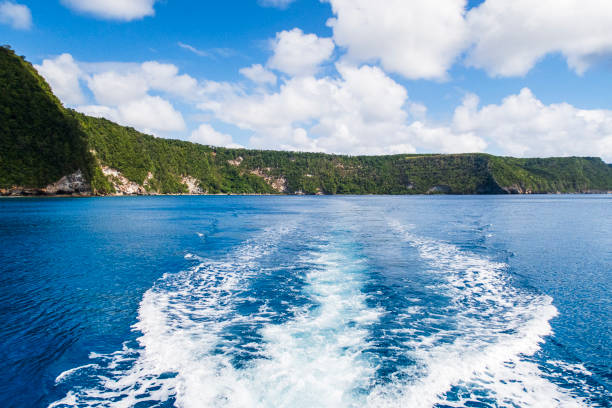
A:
[2,46,611,198]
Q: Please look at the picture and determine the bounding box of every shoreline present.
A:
[1,191,610,198]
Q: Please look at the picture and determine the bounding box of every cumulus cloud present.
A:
[79,96,186,134]
[240,64,277,86]
[190,124,242,148]
[36,54,193,135]
[118,96,185,133]
[33,51,612,160]
[326,0,468,80]
[61,0,158,21]
[453,89,612,160]
[87,71,148,106]
[325,0,612,79]
[198,58,612,159]
[141,61,199,99]
[268,28,335,77]
[466,0,612,76]
[34,54,85,105]
[0,1,31,30]
[83,67,189,134]
[78,105,121,123]
[199,63,485,155]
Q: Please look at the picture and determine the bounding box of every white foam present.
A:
[51,227,386,408]
[50,224,296,407]
[54,364,99,384]
[366,221,586,407]
[220,249,382,408]
[144,244,382,408]
[50,217,593,408]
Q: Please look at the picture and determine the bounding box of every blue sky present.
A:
[1,0,611,160]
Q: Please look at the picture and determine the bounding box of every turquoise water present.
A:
[0,196,610,407]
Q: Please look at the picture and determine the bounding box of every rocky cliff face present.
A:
[0,170,91,196]
[182,176,205,194]
[44,170,90,194]
[249,169,288,193]
[501,184,534,194]
[102,166,149,195]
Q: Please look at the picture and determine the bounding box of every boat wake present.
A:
[365,221,585,407]
[51,220,590,408]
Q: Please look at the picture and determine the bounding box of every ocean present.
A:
[0,195,610,407]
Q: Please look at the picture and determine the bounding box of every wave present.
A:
[50,217,592,408]
[365,221,585,407]
[51,227,384,407]
[51,223,297,407]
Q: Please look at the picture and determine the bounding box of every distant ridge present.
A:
[1,46,611,196]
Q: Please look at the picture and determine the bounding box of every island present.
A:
[2,45,611,197]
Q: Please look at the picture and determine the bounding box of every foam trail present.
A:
[366,221,585,407]
[224,247,382,407]
[154,242,381,407]
[51,227,383,408]
[51,224,295,407]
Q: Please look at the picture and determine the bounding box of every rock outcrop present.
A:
[501,184,533,194]
[102,166,148,195]
[0,170,91,196]
[228,156,244,167]
[182,176,205,194]
[44,170,90,195]
[250,168,287,193]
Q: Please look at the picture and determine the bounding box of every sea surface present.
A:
[0,195,610,408]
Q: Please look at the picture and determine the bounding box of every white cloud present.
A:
[267,28,335,77]
[178,42,209,57]
[0,1,31,30]
[141,61,199,99]
[199,63,484,155]
[83,67,188,134]
[87,71,148,106]
[78,105,121,123]
[82,61,196,133]
[326,0,468,80]
[258,0,296,9]
[199,60,612,159]
[35,54,193,135]
[79,96,186,135]
[240,64,277,86]
[61,0,158,21]
[118,96,186,133]
[453,89,612,160]
[466,0,612,76]
[190,124,242,148]
[34,54,85,105]
[32,51,612,160]
[407,121,487,154]
[325,0,612,79]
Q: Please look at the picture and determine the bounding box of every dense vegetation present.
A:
[489,156,612,193]
[2,46,611,195]
[0,45,93,188]
[75,113,275,194]
[76,116,612,194]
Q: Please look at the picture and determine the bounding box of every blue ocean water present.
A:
[0,196,610,407]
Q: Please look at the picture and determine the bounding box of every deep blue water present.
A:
[0,196,610,407]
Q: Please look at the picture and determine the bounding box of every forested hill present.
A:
[0,45,94,189]
[1,45,611,196]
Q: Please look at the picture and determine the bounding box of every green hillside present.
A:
[0,45,94,188]
[1,45,611,195]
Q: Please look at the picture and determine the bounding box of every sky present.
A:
[1,0,612,161]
